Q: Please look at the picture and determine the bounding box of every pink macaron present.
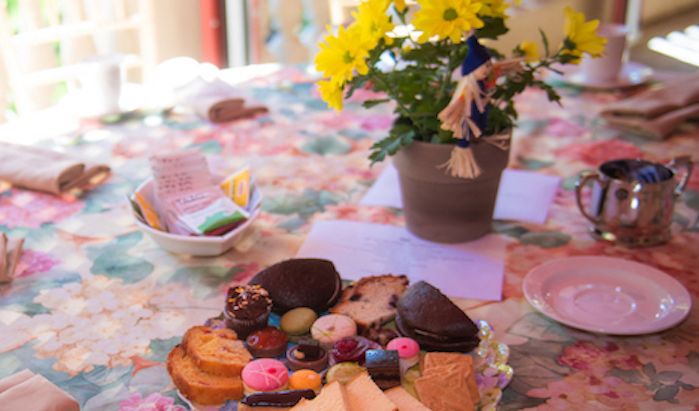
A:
[241,358,289,395]
[387,337,420,375]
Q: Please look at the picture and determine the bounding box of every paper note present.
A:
[493,169,561,224]
[296,220,506,301]
[360,162,561,224]
[360,163,403,209]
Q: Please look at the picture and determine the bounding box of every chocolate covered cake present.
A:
[249,259,342,314]
[395,281,480,352]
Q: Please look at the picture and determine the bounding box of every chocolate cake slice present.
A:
[395,281,479,352]
[364,349,401,390]
[249,258,342,314]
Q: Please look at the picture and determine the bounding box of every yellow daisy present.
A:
[561,6,607,63]
[351,0,396,47]
[317,80,345,112]
[479,0,510,19]
[413,0,484,44]
[519,40,539,61]
[315,25,371,84]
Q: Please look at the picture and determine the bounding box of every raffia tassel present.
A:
[482,132,511,150]
[440,145,482,179]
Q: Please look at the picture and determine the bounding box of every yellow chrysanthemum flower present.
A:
[317,80,345,112]
[413,0,484,44]
[561,6,607,63]
[315,25,371,84]
[519,40,539,61]
[479,0,510,19]
[351,0,396,47]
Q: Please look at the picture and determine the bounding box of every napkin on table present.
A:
[173,76,268,123]
[0,141,110,195]
[600,72,699,138]
[0,369,80,410]
[0,232,24,283]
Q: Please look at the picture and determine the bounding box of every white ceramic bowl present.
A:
[131,178,261,256]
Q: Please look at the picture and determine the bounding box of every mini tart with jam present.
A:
[246,326,288,358]
[224,284,272,339]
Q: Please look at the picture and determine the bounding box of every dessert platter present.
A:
[523,256,692,335]
[167,258,513,411]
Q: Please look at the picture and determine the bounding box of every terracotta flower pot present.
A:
[392,133,511,243]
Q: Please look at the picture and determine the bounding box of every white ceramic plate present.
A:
[548,61,654,90]
[523,256,691,335]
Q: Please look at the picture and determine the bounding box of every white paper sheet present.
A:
[296,220,506,301]
[360,162,561,224]
[492,169,562,224]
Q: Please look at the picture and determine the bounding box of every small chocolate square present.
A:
[296,336,321,360]
[365,349,401,390]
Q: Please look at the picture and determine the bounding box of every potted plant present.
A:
[315,0,607,243]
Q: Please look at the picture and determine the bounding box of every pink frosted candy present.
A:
[387,337,420,359]
[242,358,289,392]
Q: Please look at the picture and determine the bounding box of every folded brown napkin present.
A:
[174,76,268,123]
[0,369,80,410]
[0,141,110,195]
[207,98,268,123]
[600,72,699,138]
[0,233,24,283]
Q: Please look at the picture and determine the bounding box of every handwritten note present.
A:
[360,163,561,224]
[296,220,506,301]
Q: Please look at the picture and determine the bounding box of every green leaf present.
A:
[477,16,508,39]
[540,29,550,56]
[369,127,416,164]
[362,99,390,109]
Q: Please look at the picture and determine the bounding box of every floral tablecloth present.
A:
[1,65,698,410]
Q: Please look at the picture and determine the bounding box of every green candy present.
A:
[280,307,318,337]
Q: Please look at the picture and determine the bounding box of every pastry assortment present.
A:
[167,258,489,410]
